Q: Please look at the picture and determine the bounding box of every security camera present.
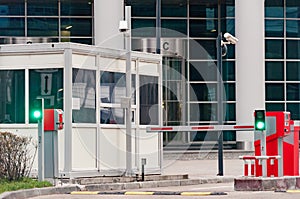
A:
[224,32,238,44]
[119,20,129,32]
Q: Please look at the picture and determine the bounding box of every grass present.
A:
[0,178,53,194]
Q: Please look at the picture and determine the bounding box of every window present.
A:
[29,69,63,123]
[27,0,58,16]
[265,61,284,81]
[72,68,96,123]
[0,70,25,123]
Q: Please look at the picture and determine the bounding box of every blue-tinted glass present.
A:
[223,131,236,141]
[189,39,216,60]
[266,103,285,111]
[224,83,235,101]
[224,0,235,18]
[67,38,93,45]
[0,70,25,123]
[221,19,235,35]
[265,20,284,37]
[132,19,156,37]
[61,18,92,36]
[189,0,218,18]
[287,103,300,120]
[266,83,284,101]
[190,19,218,37]
[265,61,284,81]
[265,0,284,18]
[28,18,58,36]
[189,61,217,81]
[287,83,300,101]
[27,0,58,16]
[287,40,300,59]
[190,83,217,101]
[0,18,24,36]
[286,0,300,18]
[286,20,300,37]
[265,40,284,59]
[225,103,236,121]
[162,0,187,17]
[161,19,187,37]
[222,61,235,81]
[0,0,25,16]
[223,43,235,59]
[61,0,92,16]
[126,0,156,17]
[190,103,217,121]
[287,62,300,81]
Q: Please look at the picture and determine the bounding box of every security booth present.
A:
[254,111,299,177]
[0,43,162,178]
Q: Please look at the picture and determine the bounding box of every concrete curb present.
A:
[0,177,234,199]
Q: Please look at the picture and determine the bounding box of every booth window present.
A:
[72,68,96,123]
[140,75,159,125]
[0,70,25,124]
[29,69,63,123]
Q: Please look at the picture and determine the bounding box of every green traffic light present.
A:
[33,110,42,119]
[256,121,265,130]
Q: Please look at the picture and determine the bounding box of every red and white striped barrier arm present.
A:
[146,125,254,132]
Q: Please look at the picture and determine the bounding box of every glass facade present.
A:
[0,0,93,45]
[265,0,300,120]
[126,0,236,144]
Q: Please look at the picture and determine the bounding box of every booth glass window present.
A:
[29,68,63,123]
[140,75,159,125]
[0,70,25,124]
[72,68,96,123]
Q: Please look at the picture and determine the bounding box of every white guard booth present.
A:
[0,43,162,178]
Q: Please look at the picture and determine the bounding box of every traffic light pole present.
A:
[38,98,44,181]
[260,129,267,177]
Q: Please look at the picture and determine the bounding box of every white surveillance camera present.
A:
[119,20,128,32]
[224,32,238,44]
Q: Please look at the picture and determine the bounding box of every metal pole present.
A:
[261,130,267,177]
[217,33,224,176]
[156,0,161,54]
[38,98,44,181]
[125,6,132,176]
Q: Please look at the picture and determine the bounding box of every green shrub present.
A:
[0,132,33,181]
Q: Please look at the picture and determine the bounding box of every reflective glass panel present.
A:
[161,19,187,37]
[287,103,300,120]
[29,69,63,123]
[27,0,58,16]
[65,38,92,45]
[266,103,285,111]
[190,83,217,101]
[287,62,300,81]
[140,75,158,125]
[265,39,284,59]
[221,19,235,36]
[224,83,235,101]
[223,0,235,17]
[72,68,96,123]
[28,18,58,36]
[132,19,156,37]
[265,0,284,18]
[287,40,300,59]
[189,0,218,18]
[0,70,25,124]
[189,61,217,81]
[265,61,284,81]
[190,103,217,121]
[0,18,24,36]
[61,0,93,16]
[286,0,300,18]
[126,0,156,17]
[189,40,216,60]
[100,107,124,124]
[166,102,182,122]
[0,0,25,16]
[222,61,235,81]
[189,19,218,37]
[286,20,300,37]
[287,83,300,101]
[266,83,284,101]
[162,0,187,17]
[225,103,236,121]
[61,18,92,36]
[265,20,284,37]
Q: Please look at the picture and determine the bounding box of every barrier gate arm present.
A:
[146,125,254,133]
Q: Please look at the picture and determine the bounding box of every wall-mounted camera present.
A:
[224,32,239,44]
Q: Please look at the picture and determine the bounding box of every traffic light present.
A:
[31,99,43,122]
[254,110,266,131]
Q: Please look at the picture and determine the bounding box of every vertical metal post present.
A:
[217,33,224,176]
[278,137,283,177]
[141,158,146,181]
[156,0,161,54]
[38,98,44,181]
[125,6,132,176]
[261,130,267,177]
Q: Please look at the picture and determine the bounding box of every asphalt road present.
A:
[29,182,300,199]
